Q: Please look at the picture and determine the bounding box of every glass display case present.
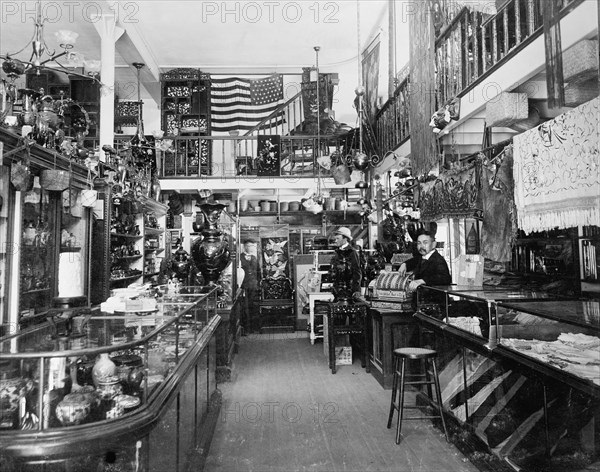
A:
[414,286,599,472]
[0,286,220,472]
[0,164,10,334]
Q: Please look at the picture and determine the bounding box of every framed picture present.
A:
[260,236,289,279]
[256,135,281,176]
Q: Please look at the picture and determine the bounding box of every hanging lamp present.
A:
[129,62,149,166]
[354,1,369,192]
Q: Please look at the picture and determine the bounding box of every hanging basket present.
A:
[81,169,97,208]
[332,164,351,185]
[10,162,33,191]
[40,169,70,192]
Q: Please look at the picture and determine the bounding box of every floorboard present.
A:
[205,333,480,472]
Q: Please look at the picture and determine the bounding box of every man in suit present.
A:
[398,230,451,291]
[240,239,260,333]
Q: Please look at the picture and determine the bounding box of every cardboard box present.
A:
[335,346,352,365]
[456,255,484,286]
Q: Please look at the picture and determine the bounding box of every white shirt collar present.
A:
[422,249,436,260]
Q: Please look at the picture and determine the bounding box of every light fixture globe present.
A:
[352,152,369,171]
[355,180,369,189]
[354,85,366,96]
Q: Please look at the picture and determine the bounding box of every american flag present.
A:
[211,75,285,133]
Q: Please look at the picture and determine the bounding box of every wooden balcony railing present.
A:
[435,0,582,107]
[374,77,410,155]
[120,134,351,179]
[243,90,305,137]
[373,0,583,155]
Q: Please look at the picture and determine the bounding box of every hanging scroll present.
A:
[513,97,599,234]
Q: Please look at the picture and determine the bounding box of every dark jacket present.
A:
[240,253,260,290]
[405,250,451,286]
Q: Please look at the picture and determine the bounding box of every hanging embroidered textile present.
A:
[418,162,482,221]
[480,145,517,263]
[513,97,599,234]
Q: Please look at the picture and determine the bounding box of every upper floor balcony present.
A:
[373,0,594,157]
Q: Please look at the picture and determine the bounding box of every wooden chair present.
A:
[259,276,295,332]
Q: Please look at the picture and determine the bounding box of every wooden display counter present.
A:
[368,306,417,389]
[413,286,599,472]
[0,289,222,472]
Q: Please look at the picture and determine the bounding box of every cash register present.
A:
[368,270,415,311]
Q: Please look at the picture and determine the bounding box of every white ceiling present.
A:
[1,0,394,124]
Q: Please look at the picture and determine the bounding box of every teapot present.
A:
[38,95,59,130]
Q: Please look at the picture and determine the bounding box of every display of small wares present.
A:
[92,353,117,386]
[55,392,93,426]
[105,401,124,419]
[0,361,33,428]
[114,394,140,414]
[95,376,123,401]
[111,354,144,393]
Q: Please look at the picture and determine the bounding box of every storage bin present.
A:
[485,92,528,128]
[563,39,599,85]
[564,79,599,108]
[289,201,300,211]
[280,201,289,212]
[260,201,270,212]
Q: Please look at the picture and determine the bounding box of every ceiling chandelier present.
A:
[1,0,101,82]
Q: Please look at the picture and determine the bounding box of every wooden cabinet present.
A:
[160,68,211,176]
[90,183,168,304]
[1,129,91,328]
[0,163,10,332]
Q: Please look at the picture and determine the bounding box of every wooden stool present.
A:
[386,347,449,444]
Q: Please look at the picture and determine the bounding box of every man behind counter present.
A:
[398,230,451,291]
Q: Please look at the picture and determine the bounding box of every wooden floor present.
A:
[205,332,480,472]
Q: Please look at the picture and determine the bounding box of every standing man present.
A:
[240,239,260,333]
[399,230,451,291]
[330,227,363,302]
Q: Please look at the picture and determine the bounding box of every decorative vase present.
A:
[95,377,123,402]
[152,180,161,201]
[92,353,117,387]
[17,88,40,126]
[191,203,231,286]
[111,354,144,394]
[171,246,190,281]
[0,360,33,428]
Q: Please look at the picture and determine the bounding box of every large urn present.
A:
[191,203,231,286]
[171,246,191,281]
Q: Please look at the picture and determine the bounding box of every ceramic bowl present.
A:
[55,393,93,426]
